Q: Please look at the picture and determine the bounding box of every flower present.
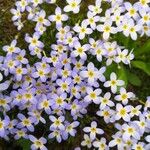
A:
[33,10,51,26]
[29,135,47,150]
[48,7,68,27]
[65,121,79,137]
[122,123,141,141]
[81,134,92,148]
[93,138,108,150]
[49,116,65,130]
[84,87,101,104]
[115,103,131,122]
[48,129,62,143]
[3,40,20,55]
[73,22,93,39]
[88,0,102,15]
[17,114,35,132]
[64,0,81,14]
[104,72,124,93]
[71,41,90,60]
[84,12,100,30]
[97,21,117,40]
[80,62,105,85]
[25,32,44,50]
[114,87,135,105]
[99,92,114,109]
[83,121,104,140]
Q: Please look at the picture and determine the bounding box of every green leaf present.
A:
[132,61,150,76]
[16,139,31,150]
[134,40,150,56]
[126,71,141,86]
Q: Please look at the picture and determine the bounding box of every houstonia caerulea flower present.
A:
[48,129,62,143]
[97,21,117,40]
[15,0,28,12]
[73,22,93,39]
[83,121,104,140]
[65,121,80,138]
[51,93,68,109]
[99,92,114,109]
[71,41,90,60]
[84,87,101,104]
[14,128,28,140]
[123,19,141,40]
[15,50,28,64]
[96,106,115,123]
[33,10,51,26]
[104,72,124,94]
[29,135,47,150]
[32,66,49,82]
[124,2,139,19]
[122,123,141,141]
[84,12,100,30]
[48,7,68,27]
[93,138,109,150]
[130,105,142,117]
[64,0,81,14]
[0,116,9,137]
[81,134,92,148]
[38,94,51,114]
[88,0,102,15]
[115,103,131,122]
[49,116,65,130]
[80,62,106,85]
[31,0,43,7]
[3,40,20,55]
[56,78,71,93]
[17,114,36,132]
[0,94,12,111]
[13,65,27,81]
[109,134,124,149]
[114,87,135,105]
[25,32,44,51]
[10,8,21,21]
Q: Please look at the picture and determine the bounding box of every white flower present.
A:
[122,123,141,141]
[97,21,117,40]
[97,106,115,123]
[64,0,81,14]
[84,11,100,30]
[125,19,141,40]
[71,41,90,60]
[114,87,135,105]
[124,2,139,19]
[104,72,124,94]
[115,103,131,122]
[73,22,93,39]
[93,138,108,150]
[80,62,105,85]
[83,121,104,140]
[132,142,145,150]
[99,92,114,109]
[88,0,102,15]
[48,7,68,27]
[81,134,92,148]
[84,87,101,104]
[109,134,124,149]
[130,105,142,117]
